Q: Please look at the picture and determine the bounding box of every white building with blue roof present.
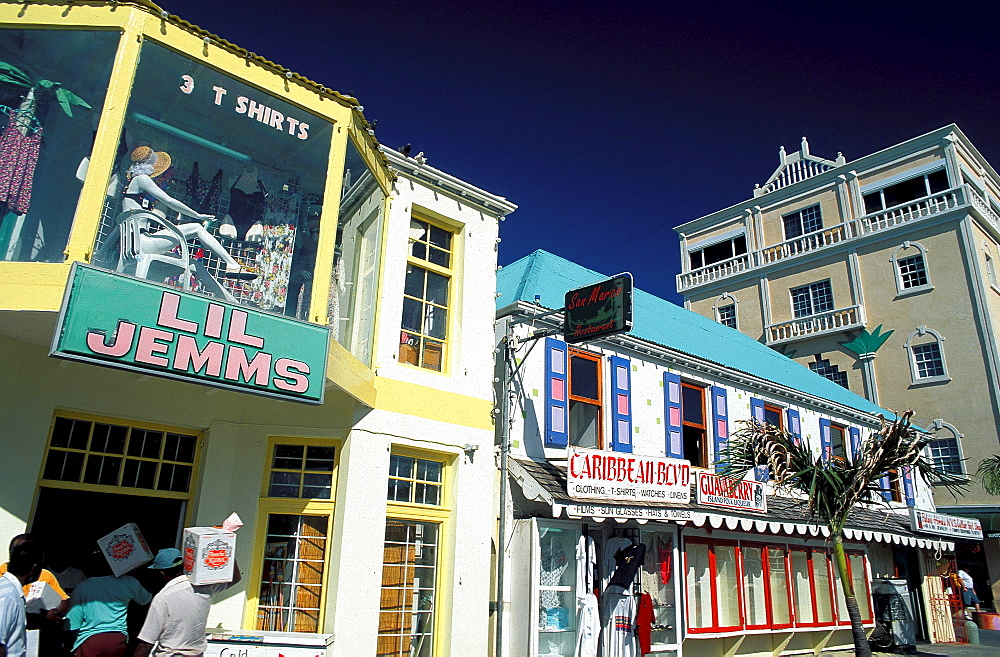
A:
[494,250,965,657]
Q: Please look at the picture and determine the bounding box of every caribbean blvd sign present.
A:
[50,264,330,403]
[563,273,633,344]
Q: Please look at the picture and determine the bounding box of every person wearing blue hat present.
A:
[133,548,240,657]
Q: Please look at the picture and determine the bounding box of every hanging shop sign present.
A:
[565,502,694,522]
[696,472,767,513]
[567,446,691,503]
[909,508,983,540]
[50,264,329,403]
[563,273,633,344]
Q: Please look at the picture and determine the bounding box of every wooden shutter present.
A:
[819,418,832,462]
[749,397,768,480]
[664,372,683,459]
[785,408,802,446]
[849,427,861,461]
[609,356,632,453]
[711,386,729,472]
[544,338,569,448]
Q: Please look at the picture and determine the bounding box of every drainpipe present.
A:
[495,325,512,657]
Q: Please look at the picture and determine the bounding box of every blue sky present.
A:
[163,0,1000,304]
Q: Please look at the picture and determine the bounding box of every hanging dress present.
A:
[0,109,42,215]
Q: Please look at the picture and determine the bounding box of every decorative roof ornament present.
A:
[753,136,847,197]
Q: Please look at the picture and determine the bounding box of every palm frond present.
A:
[719,411,970,533]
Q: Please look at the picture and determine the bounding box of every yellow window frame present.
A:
[245,437,340,633]
[36,410,203,503]
[399,212,462,374]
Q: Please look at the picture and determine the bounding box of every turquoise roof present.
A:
[497,250,894,420]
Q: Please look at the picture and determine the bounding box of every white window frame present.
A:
[983,241,1000,293]
[790,280,834,318]
[904,326,950,385]
[890,241,933,296]
[713,293,738,329]
[782,204,823,240]
[927,419,968,481]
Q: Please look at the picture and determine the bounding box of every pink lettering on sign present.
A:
[174,335,224,377]
[86,321,137,357]
[228,310,265,348]
[157,292,197,332]
[134,327,173,366]
[225,348,272,385]
[274,358,310,393]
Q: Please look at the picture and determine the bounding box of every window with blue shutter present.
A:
[544,338,568,448]
[785,409,802,446]
[849,427,861,461]
[609,356,632,453]
[902,465,915,506]
[819,418,832,462]
[749,397,768,480]
[880,474,893,502]
[711,386,729,472]
[664,372,683,459]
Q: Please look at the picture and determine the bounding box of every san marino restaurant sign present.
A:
[51,264,329,403]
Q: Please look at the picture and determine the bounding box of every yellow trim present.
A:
[65,19,143,263]
[0,262,72,311]
[374,377,493,429]
[326,339,377,407]
[309,128,347,326]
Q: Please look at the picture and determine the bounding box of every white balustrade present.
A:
[678,187,969,293]
[766,305,863,345]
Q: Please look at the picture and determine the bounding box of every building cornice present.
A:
[380,147,518,217]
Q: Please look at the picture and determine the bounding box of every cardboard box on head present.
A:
[97,523,154,576]
[183,527,236,585]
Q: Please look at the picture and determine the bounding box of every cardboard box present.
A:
[183,527,236,585]
[97,523,153,576]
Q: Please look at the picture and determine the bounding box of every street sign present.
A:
[563,273,633,344]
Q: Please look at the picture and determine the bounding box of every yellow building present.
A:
[0,2,514,654]
[676,126,999,610]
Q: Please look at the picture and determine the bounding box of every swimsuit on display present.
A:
[228,178,267,239]
[0,109,42,215]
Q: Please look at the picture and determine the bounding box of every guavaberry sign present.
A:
[563,273,633,344]
[567,446,691,504]
[696,472,767,513]
[50,264,330,403]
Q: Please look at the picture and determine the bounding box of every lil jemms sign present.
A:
[51,264,330,403]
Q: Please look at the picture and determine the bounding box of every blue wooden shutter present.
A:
[664,372,683,459]
[785,408,802,446]
[610,356,632,453]
[902,465,916,506]
[711,386,729,472]
[819,418,832,462]
[749,397,768,480]
[849,427,861,461]
[544,338,568,448]
[880,474,893,502]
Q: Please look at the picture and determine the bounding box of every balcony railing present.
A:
[678,186,970,292]
[766,305,865,345]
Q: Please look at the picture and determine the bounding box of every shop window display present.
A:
[257,514,328,633]
[378,519,439,657]
[0,29,118,261]
[91,41,381,332]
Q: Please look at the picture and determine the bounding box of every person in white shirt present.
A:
[133,549,241,657]
[0,541,42,657]
[957,568,981,612]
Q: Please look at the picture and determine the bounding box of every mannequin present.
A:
[121,147,255,280]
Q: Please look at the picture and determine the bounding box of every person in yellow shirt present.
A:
[0,535,70,615]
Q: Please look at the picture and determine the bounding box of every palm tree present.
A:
[977,455,1000,495]
[719,410,967,657]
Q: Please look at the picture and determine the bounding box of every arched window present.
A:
[928,420,966,478]
[890,241,932,295]
[903,326,949,385]
[713,293,738,329]
[982,240,999,291]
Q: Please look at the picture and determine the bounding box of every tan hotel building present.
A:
[675,125,1000,604]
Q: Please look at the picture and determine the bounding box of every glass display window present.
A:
[535,522,577,657]
[0,28,119,262]
[638,528,681,653]
[92,40,343,320]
